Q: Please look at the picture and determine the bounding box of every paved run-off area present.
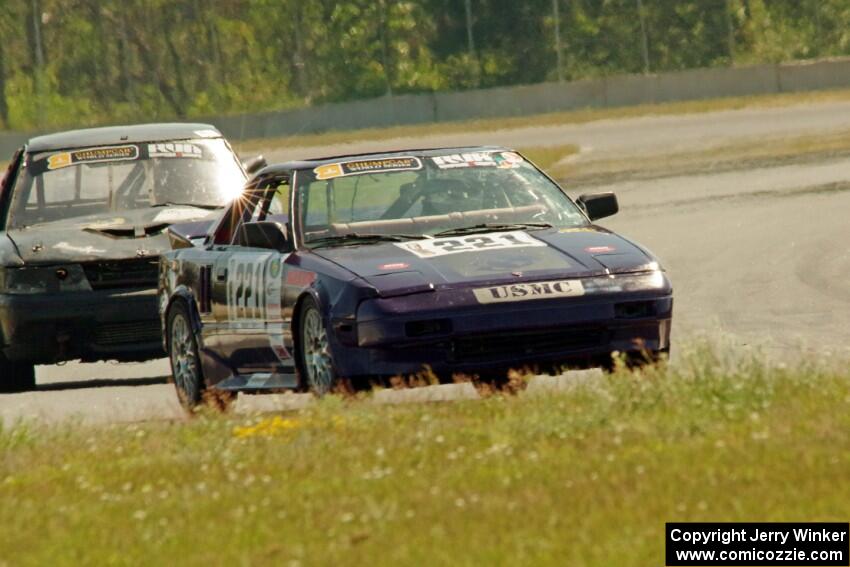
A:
[4,100,850,424]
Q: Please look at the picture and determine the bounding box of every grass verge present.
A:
[1,340,848,566]
[558,130,850,184]
[233,88,850,154]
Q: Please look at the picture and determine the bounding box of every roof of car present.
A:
[27,123,222,152]
[255,146,513,177]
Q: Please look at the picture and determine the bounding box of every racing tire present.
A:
[296,297,338,395]
[0,355,36,393]
[167,300,206,410]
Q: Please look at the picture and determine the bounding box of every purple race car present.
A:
[159,147,672,407]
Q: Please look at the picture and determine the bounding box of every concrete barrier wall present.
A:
[3,57,850,157]
[208,57,850,142]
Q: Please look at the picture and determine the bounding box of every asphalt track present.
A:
[4,101,850,424]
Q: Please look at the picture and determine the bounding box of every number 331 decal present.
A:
[395,231,547,258]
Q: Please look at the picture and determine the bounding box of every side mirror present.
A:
[242,155,268,176]
[237,221,292,252]
[577,192,618,221]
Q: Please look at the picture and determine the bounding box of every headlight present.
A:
[583,270,667,294]
[0,265,92,294]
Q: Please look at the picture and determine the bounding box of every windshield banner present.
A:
[314,157,423,180]
[32,142,209,175]
[46,145,139,171]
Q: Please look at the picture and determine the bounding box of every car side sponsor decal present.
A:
[430,151,524,170]
[47,144,139,170]
[314,156,422,180]
[225,253,290,360]
[473,279,585,304]
[285,269,316,287]
[265,258,289,361]
[395,231,546,258]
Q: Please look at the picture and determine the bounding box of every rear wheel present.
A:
[297,298,337,395]
[167,301,205,409]
[0,355,36,393]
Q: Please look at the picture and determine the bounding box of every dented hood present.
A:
[312,226,657,297]
[4,206,219,264]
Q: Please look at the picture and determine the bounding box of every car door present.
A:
[207,179,293,375]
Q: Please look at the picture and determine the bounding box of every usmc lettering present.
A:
[474,279,585,304]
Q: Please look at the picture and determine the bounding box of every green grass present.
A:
[1,341,849,566]
[233,87,850,154]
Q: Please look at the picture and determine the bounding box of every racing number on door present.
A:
[223,253,289,361]
[226,253,278,321]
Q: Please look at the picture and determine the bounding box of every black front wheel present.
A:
[167,301,206,409]
[0,355,35,393]
[297,298,338,395]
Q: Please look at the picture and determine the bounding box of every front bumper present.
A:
[0,288,163,364]
[332,292,673,378]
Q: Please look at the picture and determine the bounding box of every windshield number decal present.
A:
[148,143,203,159]
[395,231,546,258]
[430,151,524,170]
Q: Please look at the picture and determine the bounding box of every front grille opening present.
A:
[83,259,159,290]
[614,300,656,319]
[405,318,452,338]
[452,327,606,363]
[93,321,160,346]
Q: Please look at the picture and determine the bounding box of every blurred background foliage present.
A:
[0,0,849,131]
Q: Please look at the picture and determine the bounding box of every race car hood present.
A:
[311,226,657,297]
[4,206,220,264]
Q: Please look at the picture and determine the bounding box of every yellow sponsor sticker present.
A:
[47,153,73,170]
[314,163,344,180]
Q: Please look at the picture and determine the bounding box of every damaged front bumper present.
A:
[0,288,163,364]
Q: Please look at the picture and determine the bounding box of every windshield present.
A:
[296,150,587,246]
[7,138,245,229]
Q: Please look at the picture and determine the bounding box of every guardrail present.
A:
[3,57,850,157]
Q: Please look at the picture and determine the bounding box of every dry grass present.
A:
[518,144,580,170]
[558,130,850,182]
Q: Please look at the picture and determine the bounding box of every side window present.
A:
[304,181,330,226]
[212,198,254,245]
[272,183,290,215]
[259,182,290,220]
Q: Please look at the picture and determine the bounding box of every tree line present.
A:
[0,0,847,131]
